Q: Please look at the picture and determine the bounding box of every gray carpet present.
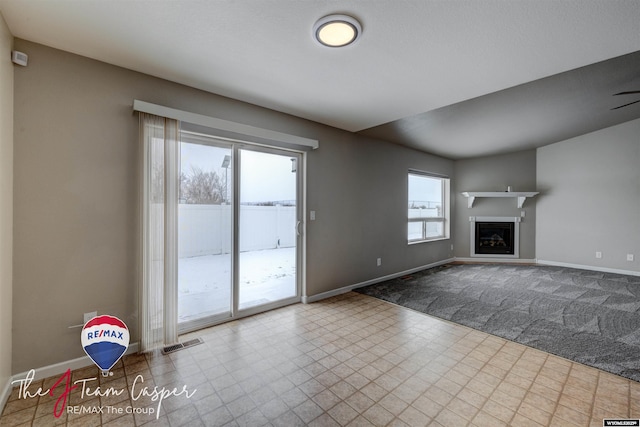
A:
[355,263,640,382]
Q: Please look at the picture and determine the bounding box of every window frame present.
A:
[407,170,450,244]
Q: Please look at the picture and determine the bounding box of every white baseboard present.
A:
[302,258,455,304]
[0,376,11,417]
[536,259,640,277]
[454,257,639,276]
[1,342,140,412]
[454,257,537,264]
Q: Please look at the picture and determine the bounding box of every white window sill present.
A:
[408,236,450,245]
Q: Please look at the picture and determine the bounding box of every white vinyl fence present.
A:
[178,204,296,258]
[408,207,442,240]
[408,207,439,219]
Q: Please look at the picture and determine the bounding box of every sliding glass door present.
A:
[178,138,233,325]
[238,149,298,310]
[178,134,301,331]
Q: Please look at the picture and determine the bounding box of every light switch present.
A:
[310,211,316,221]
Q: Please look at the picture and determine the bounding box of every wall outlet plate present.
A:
[628,254,635,262]
[595,252,602,259]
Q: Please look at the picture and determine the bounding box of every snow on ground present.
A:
[178,247,296,322]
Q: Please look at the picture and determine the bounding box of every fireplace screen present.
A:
[475,222,515,255]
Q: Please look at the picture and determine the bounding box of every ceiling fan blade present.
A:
[614,91,640,95]
[611,99,640,110]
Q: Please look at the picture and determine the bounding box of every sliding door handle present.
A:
[296,221,301,236]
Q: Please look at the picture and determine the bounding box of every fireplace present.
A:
[475,222,514,255]
[469,216,520,258]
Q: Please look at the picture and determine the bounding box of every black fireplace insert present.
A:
[475,222,515,255]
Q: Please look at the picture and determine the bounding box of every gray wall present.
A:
[306,132,453,295]
[12,39,453,373]
[0,12,13,395]
[537,119,640,273]
[453,150,537,259]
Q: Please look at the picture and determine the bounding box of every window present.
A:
[408,171,450,243]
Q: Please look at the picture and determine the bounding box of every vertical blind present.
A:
[139,113,179,352]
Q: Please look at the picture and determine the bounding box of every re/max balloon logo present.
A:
[81,315,129,375]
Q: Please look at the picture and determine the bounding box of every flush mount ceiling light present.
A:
[313,14,362,48]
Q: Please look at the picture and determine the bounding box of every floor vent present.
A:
[182,338,204,348]
[162,337,204,354]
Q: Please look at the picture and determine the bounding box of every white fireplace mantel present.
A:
[461,191,539,208]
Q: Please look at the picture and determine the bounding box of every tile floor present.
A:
[2,291,639,426]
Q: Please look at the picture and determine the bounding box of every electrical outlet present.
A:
[627,254,635,262]
[595,252,602,259]
[310,210,316,221]
[377,258,382,267]
[84,311,97,323]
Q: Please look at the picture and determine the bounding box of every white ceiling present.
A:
[1,0,639,158]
